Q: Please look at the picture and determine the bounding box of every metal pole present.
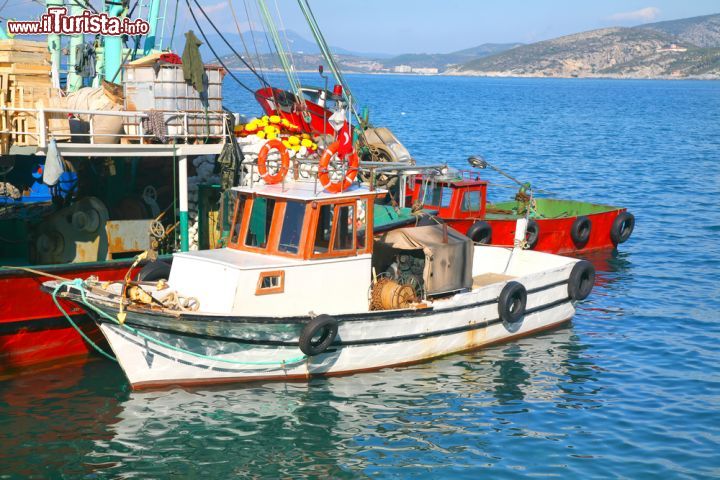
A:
[178,154,189,252]
[143,0,162,55]
[103,0,124,82]
[66,2,84,92]
[46,0,64,89]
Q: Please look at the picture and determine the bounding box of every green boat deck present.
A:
[486,198,621,220]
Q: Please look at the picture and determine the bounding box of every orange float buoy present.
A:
[317,141,359,193]
[258,139,290,184]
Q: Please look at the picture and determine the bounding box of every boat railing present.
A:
[0,105,230,150]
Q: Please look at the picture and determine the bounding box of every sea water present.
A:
[1,75,718,478]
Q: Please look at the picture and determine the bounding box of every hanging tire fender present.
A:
[466,220,492,244]
[610,212,635,245]
[570,216,592,247]
[136,260,171,282]
[498,281,527,324]
[525,219,540,249]
[568,260,595,301]
[299,315,339,356]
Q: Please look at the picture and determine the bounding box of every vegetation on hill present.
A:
[454,14,720,79]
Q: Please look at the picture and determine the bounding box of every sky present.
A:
[1,0,719,55]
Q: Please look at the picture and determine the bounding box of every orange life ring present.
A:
[258,139,290,184]
[318,141,359,193]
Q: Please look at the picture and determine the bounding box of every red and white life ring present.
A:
[317,141,359,193]
[257,139,290,185]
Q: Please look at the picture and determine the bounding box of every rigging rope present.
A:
[170,0,180,50]
[242,0,267,78]
[189,0,270,88]
[295,0,367,139]
[228,0,256,72]
[256,0,303,101]
[183,0,260,96]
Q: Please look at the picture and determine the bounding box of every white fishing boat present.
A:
[44,164,595,389]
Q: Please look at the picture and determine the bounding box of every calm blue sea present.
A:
[1,75,719,479]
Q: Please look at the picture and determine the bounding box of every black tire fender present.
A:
[136,260,171,282]
[498,281,527,324]
[466,220,492,244]
[570,216,592,247]
[299,315,338,356]
[610,212,635,245]
[525,219,540,249]
[568,260,595,301]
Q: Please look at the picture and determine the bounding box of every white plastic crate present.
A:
[123,65,225,139]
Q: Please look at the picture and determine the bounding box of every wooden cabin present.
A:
[167,182,383,316]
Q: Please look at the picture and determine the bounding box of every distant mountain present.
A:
[197,29,390,61]
[453,14,720,79]
[380,43,522,69]
[641,13,720,47]
[211,31,521,74]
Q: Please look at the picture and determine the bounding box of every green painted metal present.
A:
[93,43,104,87]
[46,0,64,87]
[373,204,420,231]
[143,0,162,56]
[179,211,189,252]
[488,198,621,220]
[103,0,125,82]
[66,3,85,92]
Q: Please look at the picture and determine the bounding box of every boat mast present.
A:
[46,0,64,89]
[103,0,124,82]
[142,0,162,56]
[66,1,85,92]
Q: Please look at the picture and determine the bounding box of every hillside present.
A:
[641,13,720,47]
[453,14,720,79]
[381,43,522,69]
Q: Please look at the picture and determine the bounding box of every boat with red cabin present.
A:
[400,165,634,255]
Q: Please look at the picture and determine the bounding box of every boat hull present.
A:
[446,202,629,254]
[78,261,577,389]
[0,261,140,377]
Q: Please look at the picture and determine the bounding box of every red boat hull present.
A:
[0,261,140,377]
[445,208,627,255]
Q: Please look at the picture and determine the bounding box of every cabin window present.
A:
[441,188,452,208]
[312,201,368,256]
[245,197,276,248]
[419,183,451,207]
[256,270,285,295]
[229,194,247,245]
[356,199,367,249]
[278,200,305,254]
[419,183,442,206]
[333,205,355,251]
[461,190,481,212]
[313,204,334,253]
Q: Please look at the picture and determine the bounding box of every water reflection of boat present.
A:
[94,326,600,476]
[0,361,124,477]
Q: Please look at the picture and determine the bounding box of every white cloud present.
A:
[608,7,660,22]
[200,1,226,14]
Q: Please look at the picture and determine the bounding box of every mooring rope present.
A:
[51,279,307,367]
